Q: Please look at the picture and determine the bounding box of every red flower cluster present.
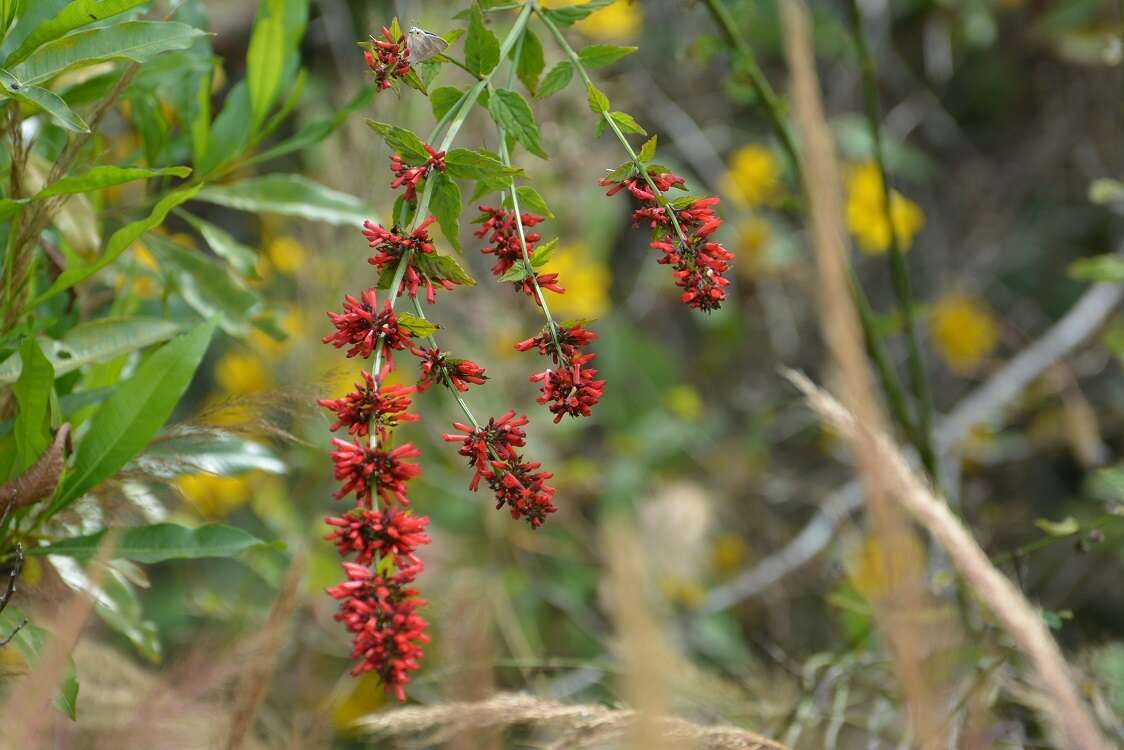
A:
[325,508,431,567]
[416,347,487,393]
[331,438,422,507]
[390,145,446,202]
[327,563,429,698]
[515,323,605,422]
[323,289,415,360]
[364,27,412,90]
[363,217,455,304]
[443,411,557,527]
[474,205,547,277]
[318,370,419,439]
[601,169,735,311]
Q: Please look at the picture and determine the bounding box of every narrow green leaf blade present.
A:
[31,522,275,563]
[578,44,637,69]
[13,337,54,473]
[34,166,191,199]
[195,174,372,226]
[0,68,88,132]
[5,0,147,66]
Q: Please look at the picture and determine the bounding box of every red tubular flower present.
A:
[331,438,422,507]
[327,562,429,699]
[517,272,565,302]
[442,411,528,489]
[415,347,487,393]
[363,217,455,304]
[325,508,431,567]
[474,205,545,277]
[323,289,414,360]
[389,145,447,202]
[486,456,557,528]
[365,26,412,90]
[515,323,598,363]
[529,353,606,423]
[318,371,419,438]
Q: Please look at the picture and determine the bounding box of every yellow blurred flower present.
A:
[215,351,271,395]
[659,576,706,609]
[538,0,641,41]
[133,242,159,270]
[721,145,783,207]
[132,274,159,299]
[930,294,999,373]
[177,473,253,519]
[664,384,702,421]
[710,533,749,577]
[845,162,924,254]
[544,243,611,319]
[734,216,772,279]
[266,235,306,276]
[250,306,307,358]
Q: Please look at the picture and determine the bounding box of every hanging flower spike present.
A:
[486,456,557,528]
[365,26,412,90]
[323,288,415,361]
[364,217,455,304]
[318,370,419,438]
[325,508,431,567]
[327,562,430,699]
[442,411,529,490]
[529,352,606,423]
[415,347,487,393]
[330,438,422,507]
[389,146,447,203]
[517,271,565,302]
[515,322,599,364]
[474,205,546,277]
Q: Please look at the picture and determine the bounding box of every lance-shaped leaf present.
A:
[513,27,544,93]
[535,61,573,100]
[34,165,191,199]
[396,312,439,338]
[0,67,88,132]
[31,522,276,563]
[5,0,148,66]
[465,2,499,76]
[13,338,54,474]
[578,44,637,69]
[541,0,615,25]
[444,148,518,180]
[365,120,430,163]
[196,175,372,226]
[430,171,462,252]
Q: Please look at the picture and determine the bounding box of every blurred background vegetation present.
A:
[3,0,1124,747]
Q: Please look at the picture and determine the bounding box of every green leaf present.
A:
[638,135,658,164]
[597,109,646,136]
[31,522,275,563]
[11,21,207,85]
[0,67,89,132]
[246,0,286,126]
[531,236,559,267]
[396,312,439,337]
[1034,516,1080,537]
[200,81,250,175]
[191,70,211,167]
[431,85,465,122]
[444,148,516,180]
[365,119,430,163]
[244,83,376,169]
[52,321,216,512]
[145,234,261,336]
[535,61,572,99]
[134,429,285,477]
[34,166,191,199]
[514,185,553,218]
[52,558,161,663]
[465,2,500,77]
[514,28,544,94]
[488,88,547,159]
[499,259,533,283]
[586,82,609,113]
[0,317,182,386]
[1089,178,1124,206]
[5,0,147,67]
[578,44,637,69]
[0,607,80,719]
[542,0,615,26]
[430,171,462,252]
[416,253,476,287]
[1068,254,1124,283]
[195,175,372,226]
[32,185,202,307]
[176,210,258,278]
[13,337,54,473]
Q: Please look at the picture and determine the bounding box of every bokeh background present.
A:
[6,0,1124,747]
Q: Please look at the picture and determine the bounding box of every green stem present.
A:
[850,269,916,441]
[846,0,939,487]
[409,296,482,429]
[699,0,802,183]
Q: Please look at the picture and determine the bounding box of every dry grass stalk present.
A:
[784,369,1112,750]
[224,552,306,750]
[604,522,680,750]
[354,692,785,750]
[778,1,948,744]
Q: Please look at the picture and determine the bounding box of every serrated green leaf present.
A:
[535,61,572,99]
[531,237,559,267]
[52,322,216,513]
[13,337,53,474]
[31,522,276,563]
[34,166,191,199]
[32,184,202,307]
[430,86,465,122]
[514,27,544,94]
[0,67,88,132]
[514,185,553,218]
[578,43,637,69]
[488,87,547,159]
[542,0,615,26]
[416,253,476,286]
[638,135,658,164]
[444,147,516,180]
[5,0,147,67]
[11,21,206,85]
[396,312,439,337]
[1069,254,1124,283]
[365,119,430,163]
[610,110,646,135]
[430,171,462,252]
[586,82,609,113]
[195,175,372,226]
[465,2,500,76]
[0,318,183,386]
[498,259,534,283]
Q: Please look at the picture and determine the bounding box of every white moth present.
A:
[407,27,449,63]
